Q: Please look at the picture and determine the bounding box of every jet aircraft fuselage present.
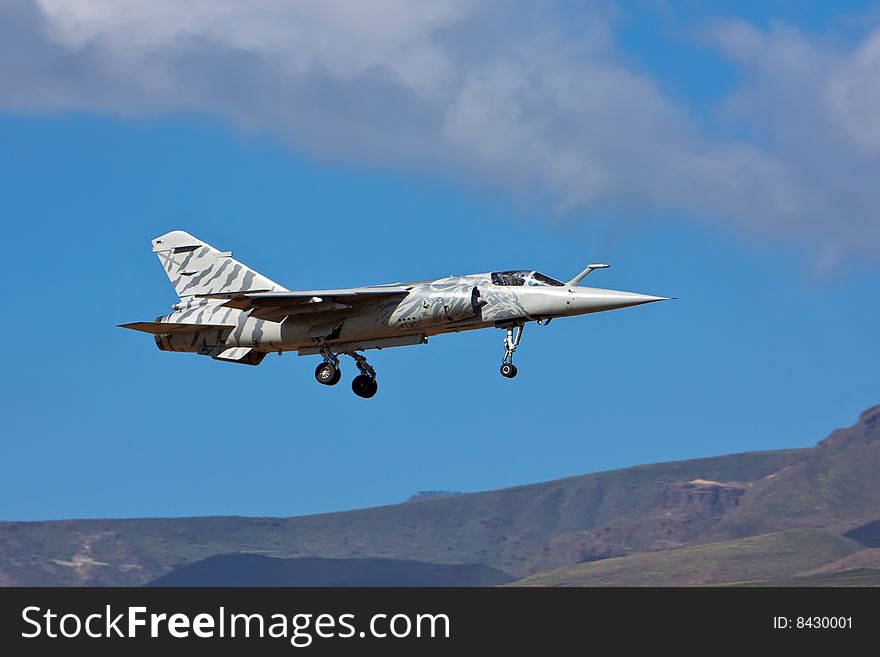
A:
[122,231,669,398]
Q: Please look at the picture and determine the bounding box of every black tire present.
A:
[500,363,518,378]
[364,379,378,398]
[352,374,378,398]
[315,362,340,386]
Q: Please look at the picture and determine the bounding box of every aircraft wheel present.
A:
[500,363,518,378]
[352,374,378,398]
[315,362,340,386]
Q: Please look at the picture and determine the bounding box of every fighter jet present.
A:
[121,231,669,398]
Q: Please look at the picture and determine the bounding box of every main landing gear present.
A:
[314,360,341,386]
[313,347,378,398]
[500,323,524,378]
[348,351,378,399]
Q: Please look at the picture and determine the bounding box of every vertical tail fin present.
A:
[152,231,286,298]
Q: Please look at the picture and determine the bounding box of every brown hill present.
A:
[3,405,879,586]
[713,405,880,539]
[0,449,796,586]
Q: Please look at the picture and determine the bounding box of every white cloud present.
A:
[35,0,469,98]
[2,1,880,261]
[829,29,880,154]
[706,19,880,259]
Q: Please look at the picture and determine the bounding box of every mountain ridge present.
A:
[0,449,798,585]
[2,405,878,586]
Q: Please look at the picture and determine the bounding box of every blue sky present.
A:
[1,1,878,520]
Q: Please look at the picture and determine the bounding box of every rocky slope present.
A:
[3,405,879,586]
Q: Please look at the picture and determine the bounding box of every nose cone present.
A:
[571,287,669,314]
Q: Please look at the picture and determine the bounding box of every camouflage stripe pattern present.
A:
[152,230,286,298]
[148,272,530,359]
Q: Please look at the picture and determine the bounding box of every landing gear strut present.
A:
[314,348,341,386]
[500,323,524,378]
[312,344,379,397]
[346,351,378,399]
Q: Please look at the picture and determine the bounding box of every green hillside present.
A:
[511,530,861,586]
[733,569,880,587]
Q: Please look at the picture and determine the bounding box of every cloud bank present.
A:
[2,0,880,261]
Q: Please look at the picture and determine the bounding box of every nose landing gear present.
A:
[500,323,524,378]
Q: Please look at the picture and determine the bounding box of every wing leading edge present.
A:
[217,287,411,321]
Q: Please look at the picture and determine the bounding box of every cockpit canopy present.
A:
[491,270,565,287]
